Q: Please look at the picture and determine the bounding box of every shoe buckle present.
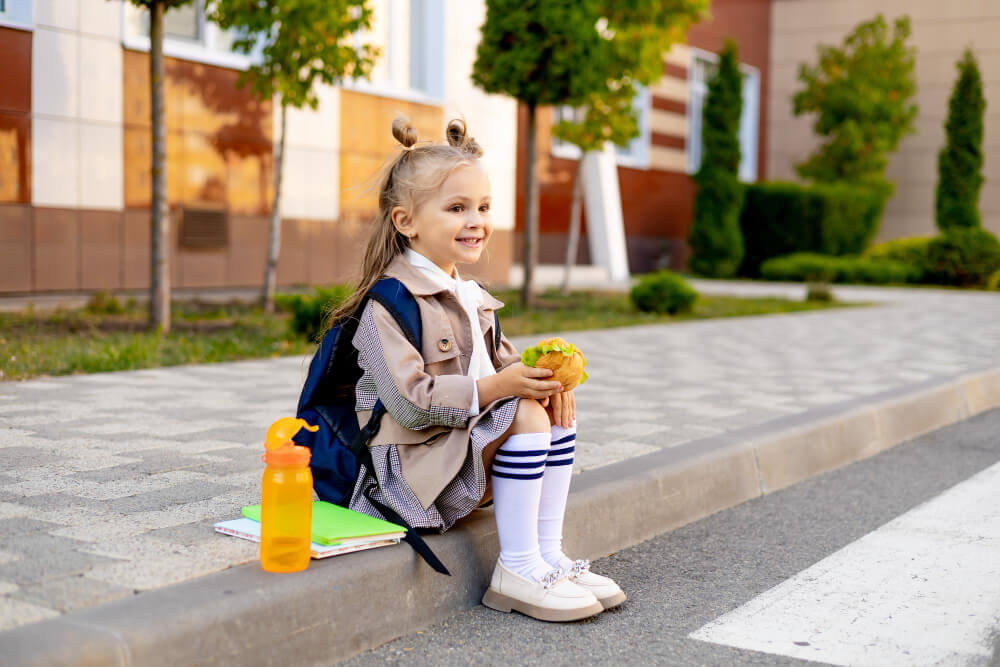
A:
[540,568,566,589]
[570,559,591,578]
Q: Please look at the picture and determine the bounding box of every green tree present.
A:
[552,0,708,294]
[793,14,917,187]
[936,48,986,231]
[688,39,744,277]
[124,0,195,333]
[207,0,377,312]
[472,0,608,307]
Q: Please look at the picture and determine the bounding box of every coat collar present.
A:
[384,253,505,311]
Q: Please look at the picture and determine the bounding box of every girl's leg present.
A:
[487,399,553,579]
[538,418,576,567]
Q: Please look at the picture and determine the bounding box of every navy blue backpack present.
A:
[291,277,502,575]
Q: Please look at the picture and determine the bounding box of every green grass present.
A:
[0,289,859,382]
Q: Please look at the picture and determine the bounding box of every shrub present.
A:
[987,269,1000,291]
[739,181,888,276]
[85,290,124,315]
[275,285,352,341]
[792,15,917,185]
[760,253,916,284]
[924,228,1000,287]
[688,40,745,277]
[936,48,985,231]
[864,236,931,282]
[630,271,698,315]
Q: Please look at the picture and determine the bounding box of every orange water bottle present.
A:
[260,418,318,573]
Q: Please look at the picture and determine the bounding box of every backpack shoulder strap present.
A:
[367,277,422,351]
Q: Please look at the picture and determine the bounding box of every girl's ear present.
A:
[391,205,414,237]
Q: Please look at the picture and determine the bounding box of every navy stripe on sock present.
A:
[546,459,575,467]
[551,433,576,446]
[548,445,575,457]
[490,469,545,480]
[491,459,546,469]
[495,448,549,457]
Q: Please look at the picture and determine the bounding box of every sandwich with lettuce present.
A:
[520,337,589,392]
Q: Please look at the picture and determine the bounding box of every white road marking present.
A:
[690,460,1000,666]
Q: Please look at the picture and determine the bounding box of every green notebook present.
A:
[242,501,406,546]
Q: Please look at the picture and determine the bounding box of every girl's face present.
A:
[393,163,493,277]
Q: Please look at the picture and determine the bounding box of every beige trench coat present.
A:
[353,254,523,508]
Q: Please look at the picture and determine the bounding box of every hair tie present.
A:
[402,145,415,151]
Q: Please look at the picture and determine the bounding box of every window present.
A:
[0,0,33,30]
[344,0,444,103]
[122,1,256,70]
[687,49,760,183]
[550,85,651,169]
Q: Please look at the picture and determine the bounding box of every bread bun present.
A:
[522,337,589,392]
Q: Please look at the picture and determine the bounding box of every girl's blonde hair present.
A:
[323,116,484,334]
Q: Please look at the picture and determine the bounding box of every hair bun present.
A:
[446,118,483,158]
[392,117,418,149]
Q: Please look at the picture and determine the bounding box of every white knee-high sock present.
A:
[491,431,551,579]
[539,420,576,567]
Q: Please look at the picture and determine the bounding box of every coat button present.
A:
[438,338,452,352]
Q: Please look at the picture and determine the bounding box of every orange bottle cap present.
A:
[262,443,311,466]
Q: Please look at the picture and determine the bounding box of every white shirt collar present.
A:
[404,248,460,289]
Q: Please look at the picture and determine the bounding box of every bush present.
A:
[924,228,1000,287]
[936,49,985,231]
[760,253,916,285]
[275,285,352,341]
[85,290,124,315]
[738,181,888,276]
[630,271,698,315]
[864,236,932,282]
[688,40,745,278]
[987,269,1000,291]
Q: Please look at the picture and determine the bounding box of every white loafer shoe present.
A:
[557,557,627,610]
[482,559,604,622]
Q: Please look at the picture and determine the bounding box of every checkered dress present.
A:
[347,300,520,531]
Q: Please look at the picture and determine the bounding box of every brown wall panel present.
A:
[0,27,31,205]
[0,27,31,113]
[306,221,339,286]
[122,49,273,215]
[226,215,269,287]
[123,209,151,289]
[276,219,310,286]
[0,113,30,203]
[33,208,79,291]
[0,204,32,291]
[80,210,123,290]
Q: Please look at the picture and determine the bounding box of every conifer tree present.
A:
[688,40,744,277]
[936,48,986,231]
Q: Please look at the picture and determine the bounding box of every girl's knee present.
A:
[510,398,550,434]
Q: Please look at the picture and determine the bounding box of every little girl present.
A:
[325,117,625,622]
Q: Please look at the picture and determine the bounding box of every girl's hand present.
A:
[497,362,563,400]
[546,390,575,429]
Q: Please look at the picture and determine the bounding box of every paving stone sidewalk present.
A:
[1,283,999,633]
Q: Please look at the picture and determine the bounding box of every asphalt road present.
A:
[341,407,1000,666]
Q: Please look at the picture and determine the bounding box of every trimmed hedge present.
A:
[630,271,698,314]
[924,228,1000,286]
[760,253,917,285]
[275,285,352,341]
[863,236,933,282]
[738,181,889,276]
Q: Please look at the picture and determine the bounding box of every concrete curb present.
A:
[4,366,1000,666]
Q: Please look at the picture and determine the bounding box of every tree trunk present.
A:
[521,104,539,309]
[262,101,287,313]
[149,0,170,333]
[560,159,584,296]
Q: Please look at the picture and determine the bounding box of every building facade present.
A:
[768,0,1000,241]
[0,0,517,296]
